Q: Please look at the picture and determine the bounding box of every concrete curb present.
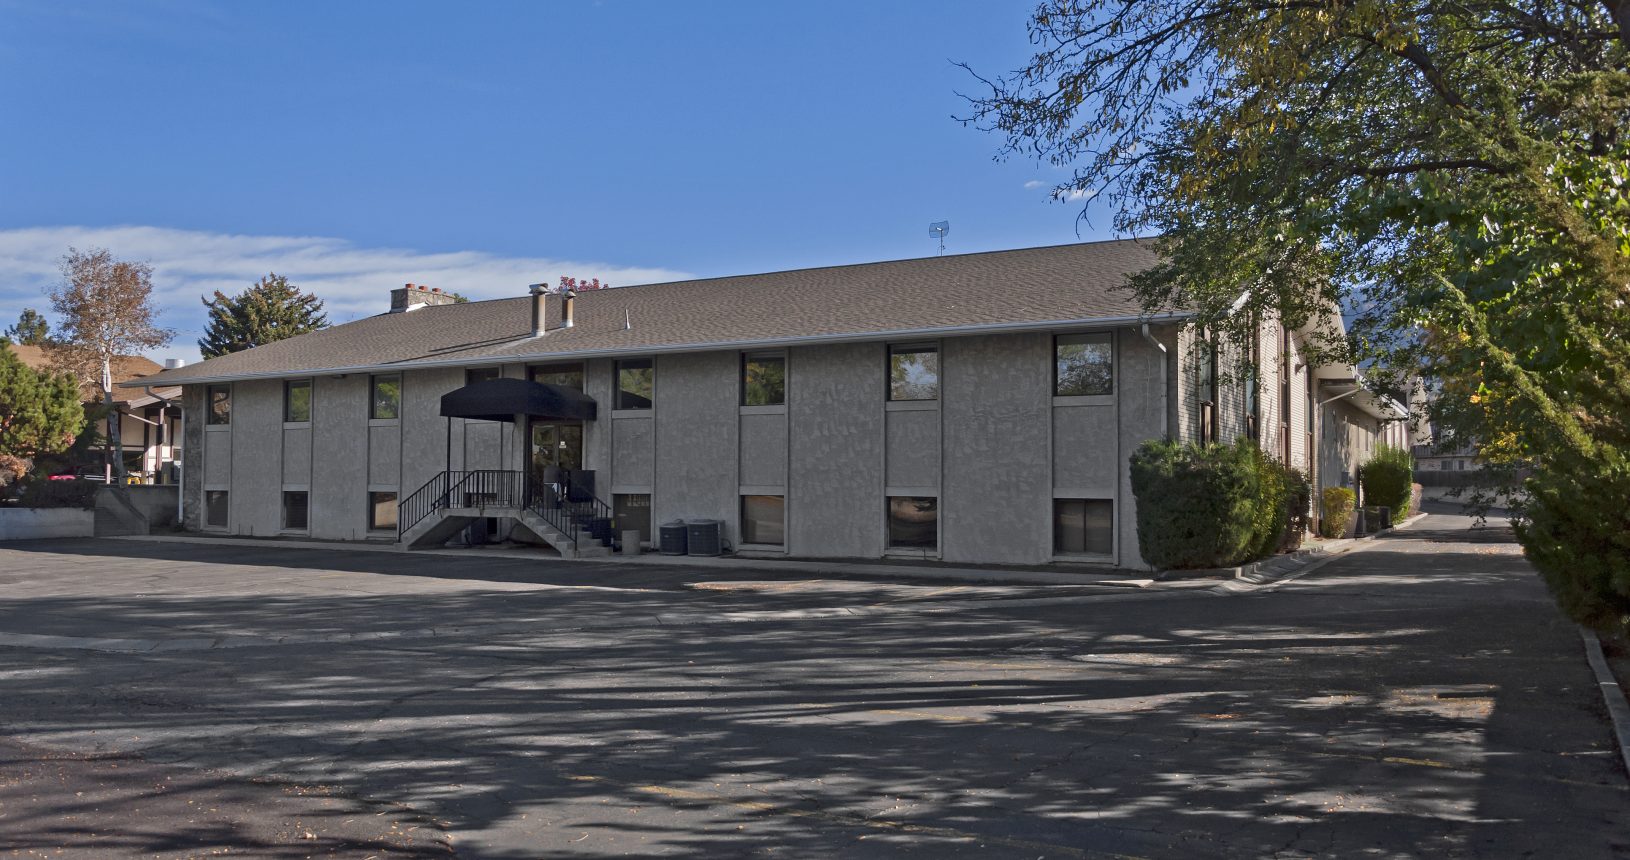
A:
[1579,627,1630,778]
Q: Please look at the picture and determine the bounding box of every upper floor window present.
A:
[742,353,785,406]
[530,363,584,391]
[284,379,312,423]
[466,367,500,385]
[207,384,232,425]
[1055,333,1113,397]
[616,359,654,410]
[370,374,401,420]
[888,345,938,401]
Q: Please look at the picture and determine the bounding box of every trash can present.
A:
[621,529,643,555]
[658,521,688,555]
[686,519,723,557]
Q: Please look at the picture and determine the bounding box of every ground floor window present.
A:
[205,490,229,528]
[369,491,398,531]
[282,491,309,531]
[1054,498,1113,555]
[741,494,785,546]
[614,493,652,544]
[887,496,937,549]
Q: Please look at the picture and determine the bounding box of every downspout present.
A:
[1139,323,1170,440]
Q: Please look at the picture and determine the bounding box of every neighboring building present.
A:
[123,241,1404,568]
[11,343,184,484]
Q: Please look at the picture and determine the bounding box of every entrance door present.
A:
[530,421,584,481]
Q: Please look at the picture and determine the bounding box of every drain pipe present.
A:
[1139,323,1170,440]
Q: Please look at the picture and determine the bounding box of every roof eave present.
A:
[118,311,1196,388]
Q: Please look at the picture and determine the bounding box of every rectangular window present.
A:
[614,493,652,544]
[741,353,786,406]
[283,379,312,423]
[530,363,584,391]
[370,374,401,420]
[1055,333,1113,396]
[282,491,309,531]
[887,496,938,549]
[207,384,232,425]
[888,345,938,401]
[369,491,398,531]
[616,359,654,409]
[465,367,501,385]
[741,494,785,546]
[1054,498,1113,555]
[205,490,229,528]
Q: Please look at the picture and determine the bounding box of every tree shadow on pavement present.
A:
[0,523,1626,858]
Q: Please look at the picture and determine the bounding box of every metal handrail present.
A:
[398,470,524,537]
[523,476,579,553]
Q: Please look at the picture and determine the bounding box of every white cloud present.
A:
[1056,187,1097,202]
[0,225,691,364]
[1022,180,1046,189]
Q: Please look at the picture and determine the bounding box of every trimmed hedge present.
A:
[1130,439,1310,570]
[1361,443,1414,519]
[18,479,99,510]
[1282,468,1312,552]
[1320,487,1356,538]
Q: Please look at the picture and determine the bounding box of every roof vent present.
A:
[163,358,186,370]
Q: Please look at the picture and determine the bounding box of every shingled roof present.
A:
[127,239,1179,387]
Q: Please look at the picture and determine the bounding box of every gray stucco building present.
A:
[130,240,1406,568]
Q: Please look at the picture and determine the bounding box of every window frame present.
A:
[886,343,939,402]
[613,493,653,545]
[204,489,229,529]
[281,490,310,532]
[368,490,399,532]
[465,367,501,385]
[739,493,786,547]
[369,374,402,421]
[615,358,655,411]
[206,384,232,426]
[740,351,787,408]
[885,495,939,552]
[529,362,585,391]
[1053,332,1115,398]
[283,378,313,424]
[1052,497,1115,558]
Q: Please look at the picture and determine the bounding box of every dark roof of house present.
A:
[8,343,165,402]
[126,239,1173,386]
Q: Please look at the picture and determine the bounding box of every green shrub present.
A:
[1320,487,1356,538]
[1129,438,1259,569]
[1248,447,1289,559]
[18,479,99,509]
[1361,443,1414,518]
[1521,461,1630,635]
[1282,468,1312,551]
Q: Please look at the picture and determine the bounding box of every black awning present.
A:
[439,377,598,423]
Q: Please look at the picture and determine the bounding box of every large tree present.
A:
[50,247,174,485]
[962,2,1630,630]
[4,308,50,346]
[198,273,329,359]
[0,339,84,488]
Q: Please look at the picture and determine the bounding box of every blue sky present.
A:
[0,1,1118,362]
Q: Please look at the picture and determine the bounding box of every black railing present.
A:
[398,470,526,539]
[400,469,596,553]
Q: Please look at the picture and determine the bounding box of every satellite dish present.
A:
[929,221,950,254]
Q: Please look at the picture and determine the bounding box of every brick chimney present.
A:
[390,283,458,313]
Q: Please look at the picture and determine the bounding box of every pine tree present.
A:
[4,309,50,345]
[0,338,86,487]
[198,273,329,359]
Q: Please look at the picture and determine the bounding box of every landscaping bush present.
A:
[18,479,99,510]
[1282,468,1312,552]
[1129,438,1259,569]
[1320,487,1356,538]
[1361,443,1415,519]
[1248,447,1289,559]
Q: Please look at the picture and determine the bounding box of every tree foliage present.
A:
[199,273,329,359]
[964,1,1630,631]
[0,339,85,487]
[4,308,50,346]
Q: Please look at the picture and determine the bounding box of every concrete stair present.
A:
[400,506,614,559]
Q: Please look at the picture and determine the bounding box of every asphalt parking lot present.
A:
[1,509,1625,858]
